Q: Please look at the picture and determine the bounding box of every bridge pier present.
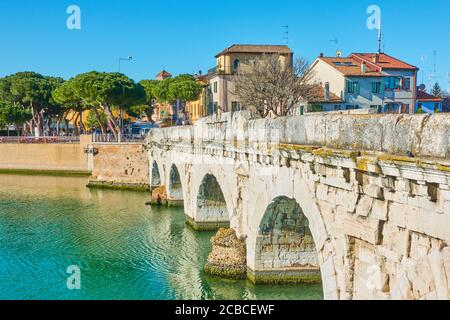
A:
[146,111,450,300]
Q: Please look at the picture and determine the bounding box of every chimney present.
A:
[324,82,330,101]
[319,52,324,58]
[372,53,380,63]
[361,62,367,74]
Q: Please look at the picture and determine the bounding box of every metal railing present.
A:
[92,133,147,143]
[0,136,80,144]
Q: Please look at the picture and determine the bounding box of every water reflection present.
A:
[0,174,322,300]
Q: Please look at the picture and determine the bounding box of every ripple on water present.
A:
[0,175,323,300]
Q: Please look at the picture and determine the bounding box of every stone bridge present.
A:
[145,111,450,300]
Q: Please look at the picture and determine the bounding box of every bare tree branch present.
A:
[233,54,315,117]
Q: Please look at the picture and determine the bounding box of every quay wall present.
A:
[87,143,149,191]
[0,135,92,174]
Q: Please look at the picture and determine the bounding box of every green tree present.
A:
[137,79,159,122]
[0,102,32,137]
[52,80,89,134]
[151,75,202,121]
[0,72,63,136]
[168,75,203,102]
[86,109,107,131]
[70,72,145,138]
[432,82,442,98]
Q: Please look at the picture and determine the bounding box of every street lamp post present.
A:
[118,56,133,73]
[117,56,133,142]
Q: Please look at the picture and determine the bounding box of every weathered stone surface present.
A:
[150,185,167,205]
[146,111,450,300]
[204,228,247,279]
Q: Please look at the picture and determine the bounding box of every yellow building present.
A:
[185,75,208,123]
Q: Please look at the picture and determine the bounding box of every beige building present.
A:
[206,44,293,114]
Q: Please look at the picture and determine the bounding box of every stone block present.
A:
[339,213,382,245]
[405,256,435,299]
[410,232,431,259]
[381,225,410,257]
[371,199,388,221]
[363,184,384,200]
[390,270,414,300]
[388,202,408,228]
[428,249,450,299]
[356,195,374,217]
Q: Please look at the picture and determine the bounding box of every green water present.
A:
[0,174,323,300]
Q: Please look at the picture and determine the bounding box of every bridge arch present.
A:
[194,174,231,230]
[251,196,320,283]
[151,161,161,188]
[246,168,339,299]
[168,164,184,205]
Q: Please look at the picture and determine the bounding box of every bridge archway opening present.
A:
[151,161,161,188]
[195,174,230,229]
[251,196,321,284]
[169,164,183,200]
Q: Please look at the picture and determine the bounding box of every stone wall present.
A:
[0,135,91,174]
[149,111,450,160]
[88,143,150,190]
[146,111,450,299]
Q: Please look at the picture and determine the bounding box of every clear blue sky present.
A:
[0,0,449,91]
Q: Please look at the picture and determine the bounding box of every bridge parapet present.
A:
[146,112,450,160]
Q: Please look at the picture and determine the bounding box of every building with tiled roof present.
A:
[215,44,292,57]
[415,89,443,113]
[156,70,172,81]
[308,52,419,114]
[207,44,294,115]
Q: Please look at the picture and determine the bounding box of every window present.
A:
[346,81,360,94]
[233,59,240,71]
[385,77,401,90]
[402,78,411,91]
[231,101,241,112]
[372,82,382,94]
[213,82,218,94]
[334,105,341,111]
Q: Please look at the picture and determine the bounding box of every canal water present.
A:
[0,175,323,300]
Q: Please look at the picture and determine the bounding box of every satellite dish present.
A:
[336,50,342,57]
[418,84,426,91]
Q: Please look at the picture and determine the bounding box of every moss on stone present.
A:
[167,199,184,207]
[185,216,230,231]
[278,143,319,153]
[204,263,247,280]
[247,269,322,285]
[86,181,150,192]
[312,148,360,159]
[0,168,91,177]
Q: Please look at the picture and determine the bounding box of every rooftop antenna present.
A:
[421,55,427,84]
[377,17,382,53]
[447,72,450,93]
[282,25,289,45]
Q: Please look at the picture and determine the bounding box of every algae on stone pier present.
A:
[204,228,247,280]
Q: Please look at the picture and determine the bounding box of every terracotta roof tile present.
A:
[319,57,384,77]
[351,53,418,70]
[216,44,292,57]
[417,90,443,102]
